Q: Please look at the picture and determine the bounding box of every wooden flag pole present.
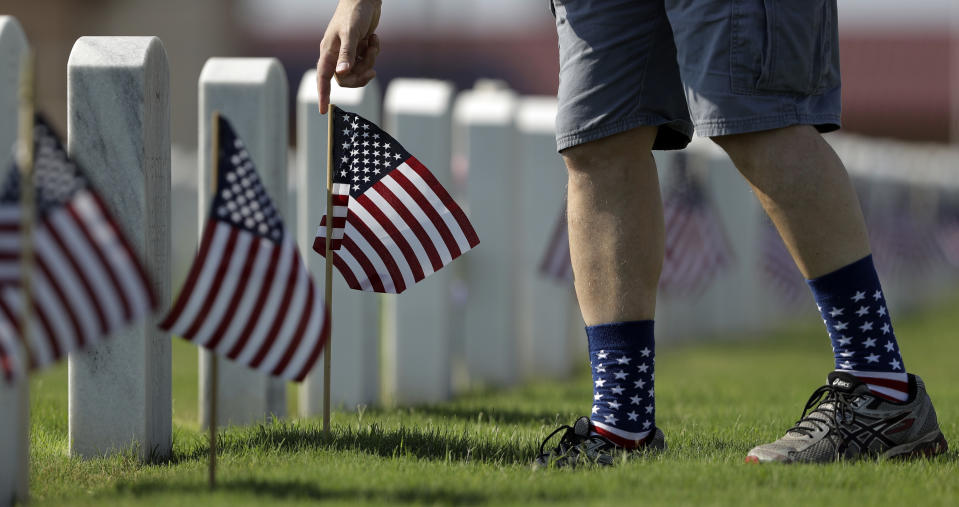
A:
[322,104,336,436]
[208,110,221,490]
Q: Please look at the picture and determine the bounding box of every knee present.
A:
[711,124,820,175]
[562,127,657,181]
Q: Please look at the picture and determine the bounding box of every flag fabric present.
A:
[659,164,734,298]
[0,115,155,384]
[535,154,733,296]
[160,116,328,382]
[538,204,573,283]
[313,107,479,294]
[936,198,959,268]
[759,219,806,304]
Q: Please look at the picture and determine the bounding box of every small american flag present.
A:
[313,107,479,294]
[160,116,328,382]
[538,203,573,283]
[936,198,959,268]
[759,218,806,304]
[0,115,155,384]
[659,155,733,298]
[536,154,733,295]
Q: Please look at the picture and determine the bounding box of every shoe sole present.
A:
[884,431,948,460]
[744,430,949,464]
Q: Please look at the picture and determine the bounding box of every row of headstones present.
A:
[0,20,585,501]
[6,15,957,504]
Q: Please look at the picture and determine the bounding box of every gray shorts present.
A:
[551,0,842,151]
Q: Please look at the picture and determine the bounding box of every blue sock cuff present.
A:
[585,320,654,351]
[806,255,875,295]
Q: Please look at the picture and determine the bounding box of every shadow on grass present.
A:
[408,405,572,426]
[173,420,541,466]
[116,477,494,505]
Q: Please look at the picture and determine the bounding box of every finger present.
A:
[336,28,361,75]
[316,36,340,114]
[350,34,380,76]
[335,69,376,89]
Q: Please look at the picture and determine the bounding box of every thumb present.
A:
[336,30,359,74]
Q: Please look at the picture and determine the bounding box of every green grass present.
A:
[26,295,959,506]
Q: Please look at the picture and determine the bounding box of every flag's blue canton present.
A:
[1,116,86,214]
[212,117,283,242]
[808,255,905,373]
[586,321,655,446]
[331,108,410,197]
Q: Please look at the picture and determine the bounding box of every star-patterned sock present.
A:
[586,320,655,448]
[807,255,908,401]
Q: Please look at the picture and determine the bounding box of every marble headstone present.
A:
[198,58,288,427]
[67,36,172,460]
[514,96,577,380]
[381,78,457,404]
[0,14,31,504]
[296,71,381,414]
[453,86,520,387]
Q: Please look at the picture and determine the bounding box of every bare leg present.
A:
[562,127,663,326]
[713,125,870,279]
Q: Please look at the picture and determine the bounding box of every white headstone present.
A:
[67,36,171,460]
[453,86,519,387]
[296,71,381,414]
[382,78,456,403]
[0,15,30,505]
[514,96,576,379]
[198,58,289,427]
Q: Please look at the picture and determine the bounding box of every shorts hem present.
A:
[556,116,694,152]
[694,113,841,137]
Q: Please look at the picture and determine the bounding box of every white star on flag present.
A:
[637,363,649,373]
[640,347,651,357]
[865,353,880,363]
[627,411,639,421]
[834,321,848,330]
[859,321,873,332]
[852,291,866,302]
[863,337,876,348]
[597,350,608,359]
[855,306,869,316]
[613,371,628,379]
[616,355,631,365]
[829,307,844,317]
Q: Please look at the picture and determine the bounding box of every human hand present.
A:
[316,0,382,114]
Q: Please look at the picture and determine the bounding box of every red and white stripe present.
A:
[590,420,651,449]
[314,156,479,294]
[0,190,155,383]
[539,206,573,283]
[314,182,350,251]
[659,195,732,298]
[846,369,910,402]
[161,220,329,381]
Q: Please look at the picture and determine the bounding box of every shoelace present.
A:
[788,383,858,437]
[538,424,577,457]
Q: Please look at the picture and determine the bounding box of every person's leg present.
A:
[714,126,946,462]
[712,126,868,279]
[564,127,663,326]
[714,126,909,398]
[537,0,690,465]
